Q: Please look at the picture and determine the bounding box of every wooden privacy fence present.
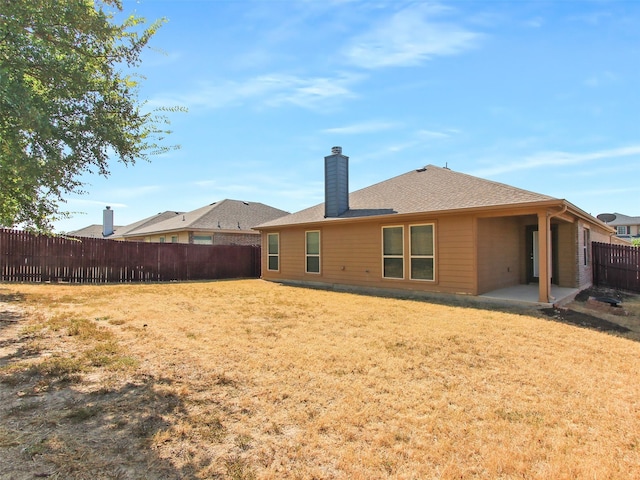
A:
[592,242,640,293]
[0,229,261,283]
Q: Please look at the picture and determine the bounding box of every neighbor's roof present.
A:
[67,224,124,238]
[122,199,289,237]
[597,213,640,226]
[258,164,558,228]
[111,211,184,238]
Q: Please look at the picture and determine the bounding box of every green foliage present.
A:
[0,0,183,231]
[632,238,640,247]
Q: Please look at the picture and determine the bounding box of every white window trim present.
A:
[267,233,280,272]
[382,225,405,280]
[305,230,321,274]
[409,223,436,282]
[617,225,629,235]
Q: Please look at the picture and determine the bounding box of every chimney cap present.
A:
[105,206,111,210]
[331,146,342,155]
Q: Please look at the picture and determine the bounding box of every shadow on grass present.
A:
[1,371,200,478]
[0,294,221,480]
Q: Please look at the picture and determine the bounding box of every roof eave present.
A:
[256,199,614,232]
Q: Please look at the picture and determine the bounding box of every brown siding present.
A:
[262,213,478,295]
[261,207,615,299]
[555,222,577,288]
[477,217,521,294]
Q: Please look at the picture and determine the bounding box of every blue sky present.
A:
[55,0,640,232]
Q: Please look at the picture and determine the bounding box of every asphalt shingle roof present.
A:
[67,224,124,238]
[113,211,184,237]
[125,199,289,236]
[258,164,557,228]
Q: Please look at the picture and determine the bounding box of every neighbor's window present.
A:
[159,237,165,243]
[171,236,178,243]
[193,235,213,245]
[617,226,630,235]
[382,226,404,279]
[306,231,320,274]
[410,224,435,281]
[267,233,279,271]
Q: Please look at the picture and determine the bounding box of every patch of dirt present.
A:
[541,286,640,340]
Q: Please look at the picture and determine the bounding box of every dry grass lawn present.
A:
[1,279,640,479]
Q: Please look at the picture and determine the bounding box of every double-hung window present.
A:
[410,224,435,281]
[617,226,629,235]
[382,226,404,279]
[306,231,320,274]
[267,233,279,271]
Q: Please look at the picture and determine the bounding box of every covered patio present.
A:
[480,284,581,307]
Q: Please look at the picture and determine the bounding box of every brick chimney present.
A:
[102,206,114,237]
[324,146,349,217]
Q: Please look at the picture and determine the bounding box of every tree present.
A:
[0,0,180,232]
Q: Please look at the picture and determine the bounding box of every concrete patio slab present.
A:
[480,284,580,307]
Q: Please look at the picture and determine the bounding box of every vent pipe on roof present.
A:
[102,206,114,237]
[324,146,349,218]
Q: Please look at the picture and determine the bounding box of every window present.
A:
[382,226,404,279]
[193,235,213,245]
[171,236,178,243]
[583,228,590,266]
[410,224,435,281]
[617,226,630,235]
[306,231,320,274]
[159,237,165,243]
[267,233,279,271]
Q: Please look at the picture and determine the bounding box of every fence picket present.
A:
[592,242,640,293]
[0,229,261,283]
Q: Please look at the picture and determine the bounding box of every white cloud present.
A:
[474,145,640,177]
[416,129,454,139]
[343,3,481,69]
[323,121,398,135]
[524,16,544,28]
[193,180,217,188]
[584,71,618,88]
[150,73,362,112]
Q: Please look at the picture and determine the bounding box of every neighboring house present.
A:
[256,147,618,304]
[113,199,288,245]
[596,213,640,240]
[68,208,184,239]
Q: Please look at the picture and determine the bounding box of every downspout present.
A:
[543,205,568,303]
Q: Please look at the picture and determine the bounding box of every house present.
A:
[256,147,618,304]
[69,200,288,245]
[88,199,288,245]
[596,213,640,241]
[68,208,184,239]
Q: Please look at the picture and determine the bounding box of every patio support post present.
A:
[537,211,551,303]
